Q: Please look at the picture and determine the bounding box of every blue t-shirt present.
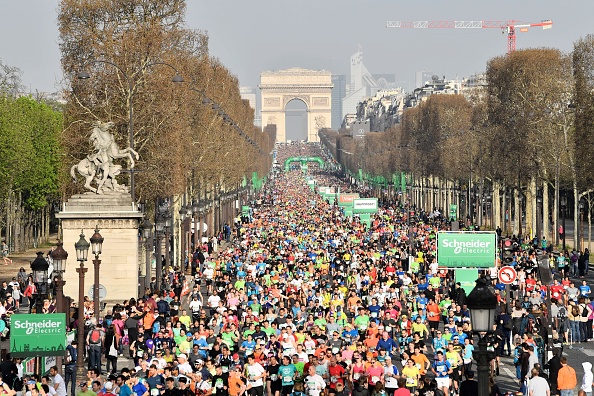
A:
[242,340,256,355]
[279,364,297,385]
[132,382,147,396]
[368,304,382,319]
[580,285,591,296]
[119,385,133,396]
[433,360,451,378]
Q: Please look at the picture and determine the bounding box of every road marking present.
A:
[581,348,594,357]
[503,367,516,380]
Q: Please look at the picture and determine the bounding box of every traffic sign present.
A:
[498,266,517,284]
[88,284,107,301]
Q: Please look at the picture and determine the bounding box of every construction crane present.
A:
[386,20,553,54]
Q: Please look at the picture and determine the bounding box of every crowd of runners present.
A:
[0,143,593,396]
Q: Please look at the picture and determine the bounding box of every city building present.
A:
[342,48,380,119]
[331,74,346,130]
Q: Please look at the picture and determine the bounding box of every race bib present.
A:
[222,366,229,373]
[332,347,339,354]
[284,376,293,383]
[270,374,278,381]
[406,377,415,385]
[151,389,159,396]
[353,373,360,380]
[371,376,380,383]
[136,350,144,357]
[330,376,337,383]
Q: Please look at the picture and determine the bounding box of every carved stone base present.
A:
[56,193,143,309]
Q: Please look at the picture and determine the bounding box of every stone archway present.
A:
[260,68,333,142]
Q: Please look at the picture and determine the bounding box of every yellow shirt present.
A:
[402,366,420,387]
[411,323,429,337]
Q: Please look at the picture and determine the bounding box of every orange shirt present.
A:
[143,312,156,331]
[427,303,441,322]
[228,374,245,396]
[411,353,430,375]
[364,336,379,350]
[557,365,577,390]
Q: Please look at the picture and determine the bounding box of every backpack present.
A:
[558,306,567,319]
[581,304,589,318]
[90,329,101,344]
[571,304,580,318]
[65,346,72,363]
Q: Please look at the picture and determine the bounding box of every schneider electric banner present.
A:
[10,313,66,357]
[437,231,496,268]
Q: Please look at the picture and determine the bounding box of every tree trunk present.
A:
[543,177,550,244]
[513,189,520,236]
[574,183,579,251]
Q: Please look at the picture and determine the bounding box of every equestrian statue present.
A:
[70,120,139,194]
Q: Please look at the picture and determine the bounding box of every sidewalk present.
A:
[0,236,60,282]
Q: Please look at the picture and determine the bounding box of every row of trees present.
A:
[2,0,273,253]
[0,72,63,251]
[327,38,594,247]
[59,0,272,218]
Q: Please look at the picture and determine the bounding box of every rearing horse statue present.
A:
[71,120,139,194]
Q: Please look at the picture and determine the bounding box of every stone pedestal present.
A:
[56,192,143,309]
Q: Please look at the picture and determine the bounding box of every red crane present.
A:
[386,20,553,54]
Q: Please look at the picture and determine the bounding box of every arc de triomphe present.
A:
[260,68,333,142]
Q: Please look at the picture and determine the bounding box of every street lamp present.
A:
[561,193,567,251]
[536,191,543,248]
[580,199,585,251]
[89,227,104,318]
[50,241,69,315]
[74,231,90,381]
[50,240,68,374]
[30,252,49,313]
[77,60,183,202]
[140,218,153,293]
[155,213,166,291]
[192,200,200,250]
[467,277,497,396]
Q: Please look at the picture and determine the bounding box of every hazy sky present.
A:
[1,0,593,93]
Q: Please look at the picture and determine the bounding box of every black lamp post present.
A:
[50,241,69,315]
[164,212,172,270]
[74,231,90,381]
[580,199,585,251]
[89,227,104,318]
[536,191,543,248]
[30,252,49,314]
[50,240,68,374]
[140,218,154,293]
[155,213,166,291]
[192,200,200,251]
[467,277,497,396]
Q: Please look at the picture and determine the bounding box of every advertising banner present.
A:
[317,186,329,196]
[10,313,67,357]
[455,269,479,295]
[437,231,496,268]
[353,198,379,213]
[449,204,458,221]
[338,194,360,207]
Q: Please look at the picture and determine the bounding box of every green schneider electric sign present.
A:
[437,231,497,268]
[10,313,67,357]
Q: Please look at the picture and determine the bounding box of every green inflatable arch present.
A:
[284,156,325,171]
